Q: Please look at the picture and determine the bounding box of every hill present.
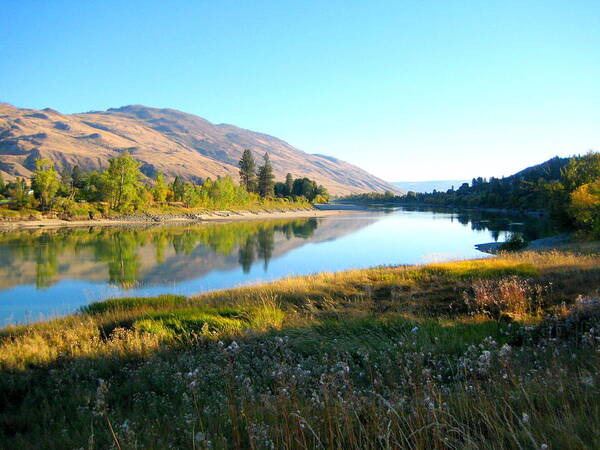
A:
[0,103,399,195]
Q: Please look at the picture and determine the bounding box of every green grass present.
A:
[0,249,599,448]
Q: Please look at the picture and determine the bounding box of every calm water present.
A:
[0,207,558,324]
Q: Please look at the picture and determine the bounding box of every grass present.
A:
[0,249,599,448]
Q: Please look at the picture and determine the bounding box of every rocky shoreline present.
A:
[0,207,355,230]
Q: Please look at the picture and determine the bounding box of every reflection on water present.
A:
[0,208,560,323]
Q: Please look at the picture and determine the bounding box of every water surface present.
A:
[0,207,557,324]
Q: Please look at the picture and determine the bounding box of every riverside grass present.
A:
[0,250,599,448]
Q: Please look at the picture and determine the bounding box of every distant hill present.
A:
[0,103,400,195]
[391,180,469,193]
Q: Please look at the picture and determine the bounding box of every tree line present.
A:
[238,149,329,202]
[0,149,329,217]
[341,152,600,237]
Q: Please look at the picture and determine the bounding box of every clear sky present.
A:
[1,1,599,181]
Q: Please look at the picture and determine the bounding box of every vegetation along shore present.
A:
[340,152,600,241]
[0,149,330,225]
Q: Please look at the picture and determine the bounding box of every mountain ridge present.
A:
[0,103,400,195]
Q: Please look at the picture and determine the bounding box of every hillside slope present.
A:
[0,103,399,195]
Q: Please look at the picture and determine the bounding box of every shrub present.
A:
[498,233,529,251]
[464,276,546,321]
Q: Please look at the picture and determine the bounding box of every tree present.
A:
[153,172,168,203]
[8,177,29,208]
[105,152,142,210]
[182,182,201,207]
[0,173,5,197]
[239,149,257,193]
[314,184,329,203]
[31,158,61,210]
[257,153,275,198]
[71,165,84,189]
[285,173,294,196]
[274,182,288,198]
[171,176,185,202]
[568,180,600,237]
[292,177,317,201]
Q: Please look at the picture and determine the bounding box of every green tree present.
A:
[314,184,329,203]
[171,176,185,202]
[0,173,5,197]
[274,182,288,198]
[8,177,29,209]
[285,173,294,196]
[182,182,201,207]
[257,153,275,198]
[31,158,61,211]
[71,165,84,189]
[104,152,142,210]
[292,177,317,201]
[239,149,257,193]
[153,172,168,203]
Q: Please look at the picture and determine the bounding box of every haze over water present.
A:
[0,208,557,324]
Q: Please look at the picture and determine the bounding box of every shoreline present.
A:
[0,207,357,230]
[475,233,577,254]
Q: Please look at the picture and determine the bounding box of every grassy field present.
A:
[0,248,599,449]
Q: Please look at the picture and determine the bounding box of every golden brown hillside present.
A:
[0,103,399,195]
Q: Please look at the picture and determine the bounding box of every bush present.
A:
[498,233,529,251]
[464,276,546,321]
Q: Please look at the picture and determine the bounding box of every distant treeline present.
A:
[341,152,600,237]
[0,149,329,218]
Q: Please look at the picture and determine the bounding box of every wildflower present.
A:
[522,412,530,424]
[498,343,512,358]
[226,341,240,352]
[540,445,549,449]
[411,327,419,334]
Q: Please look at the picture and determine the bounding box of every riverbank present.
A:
[475,233,600,254]
[0,207,354,230]
[1,248,599,448]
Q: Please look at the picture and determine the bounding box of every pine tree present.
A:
[71,165,84,189]
[257,153,275,198]
[285,173,294,197]
[171,176,185,202]
[239,149,257,193]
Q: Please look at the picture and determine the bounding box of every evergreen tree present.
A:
[238,149,257,193]
[285,173,294,196]
[0,173,5,197]
[257,153,275,198]
[31,158,61,210]
[71,165,84,189]
[171,176,185,202]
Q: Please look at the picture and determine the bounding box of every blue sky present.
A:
[1,1,599,181]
